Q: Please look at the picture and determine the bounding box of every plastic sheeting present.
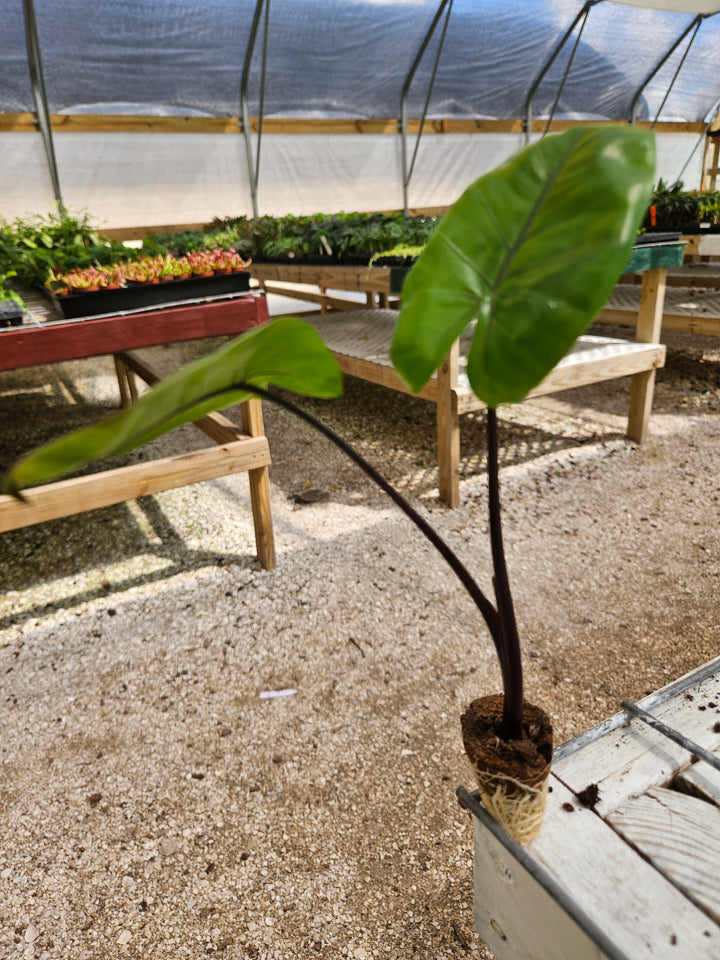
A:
[1,0,719,123]
[1,1,718,227]
[0,129,704,227]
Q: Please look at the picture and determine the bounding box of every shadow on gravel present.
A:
[0,494,259,632]
[264,377,621,503]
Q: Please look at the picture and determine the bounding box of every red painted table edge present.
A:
[0,293,269,372]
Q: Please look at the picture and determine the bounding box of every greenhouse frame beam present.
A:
[628,13,710,126]
[400,0,454,215]
[22,0,64,213]
[240,0,271,219]
[523,0,604,146]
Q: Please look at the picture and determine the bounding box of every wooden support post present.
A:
[241,398,276,570]
[113,354,132,408]
[627,267,666,444]
[436,341,460,507]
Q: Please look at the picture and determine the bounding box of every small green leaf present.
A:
[2,317,342,495]
[391,126,655,407]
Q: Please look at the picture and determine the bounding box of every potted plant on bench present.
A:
[1,125,654,843]
[0,271,26,328]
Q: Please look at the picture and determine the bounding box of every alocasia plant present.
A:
[2,126,655,751]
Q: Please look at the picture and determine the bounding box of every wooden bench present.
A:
[599,283,720,338]
[301,265,667,506]
[251,262,397,311]
[459,655,720,959]
[0,292,276,568]
[251,247,681,506]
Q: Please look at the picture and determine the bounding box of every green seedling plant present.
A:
[0,271,26,309]
[2,127,654,753]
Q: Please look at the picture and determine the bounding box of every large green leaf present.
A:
[391,126,655,407]
[2,317,342,496]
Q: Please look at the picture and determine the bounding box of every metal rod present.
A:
[406,0,454,201]
[240,0,268,219]
[541,6,590,140]
[677,98,720,185]
[554,655,720,763]
[22,0,65,213]
[400,0,453,214]
[621,700,720,774]
[523,1,602,146]
[650,18,702,130]
[629,15,704,125]
[254,0,270,191]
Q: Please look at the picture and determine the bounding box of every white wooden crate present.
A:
[459,657,720,960]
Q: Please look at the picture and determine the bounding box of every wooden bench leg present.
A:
[113,354,138,408]
[627,267,666,444]
[241,398,276,570]
[436,343,460,507]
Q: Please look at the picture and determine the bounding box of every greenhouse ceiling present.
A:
[2,0,719,226]
[2,0,720,125]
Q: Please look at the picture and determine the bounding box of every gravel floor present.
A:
[1,322,719,959]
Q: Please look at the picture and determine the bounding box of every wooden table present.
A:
[250,245,680,507]
[0,292,276,568]
[250,262,397,311]
[302,311,665,507]
[458,656,720,960]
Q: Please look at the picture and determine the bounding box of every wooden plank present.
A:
[259,282,363,312]
[596,307,720,337]
[102,222,212,241]
[472,809,621,960]
[0,113,706,135]
[436,342,460,507]
[113,354,133,409]
[529,339,665,398]
[472,776,720,960]
[628,267,666,443]
[675,762,720,807]
[251,263,393,293]
[552,668,720,817]
[241,400,276,571]
[333,352,438,402]
[0,438,271,532]
[608,786,720,924]
[0,294,269,371]
[683,235,703,260]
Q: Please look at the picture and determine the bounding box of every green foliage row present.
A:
[143,211,438,262]
[5,183,706,296]
[0,209,135,287]
[0,209,439,291]
[643,179,720,230]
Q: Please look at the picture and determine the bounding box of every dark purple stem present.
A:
[237,382,504,657]
[486,408,524,741]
